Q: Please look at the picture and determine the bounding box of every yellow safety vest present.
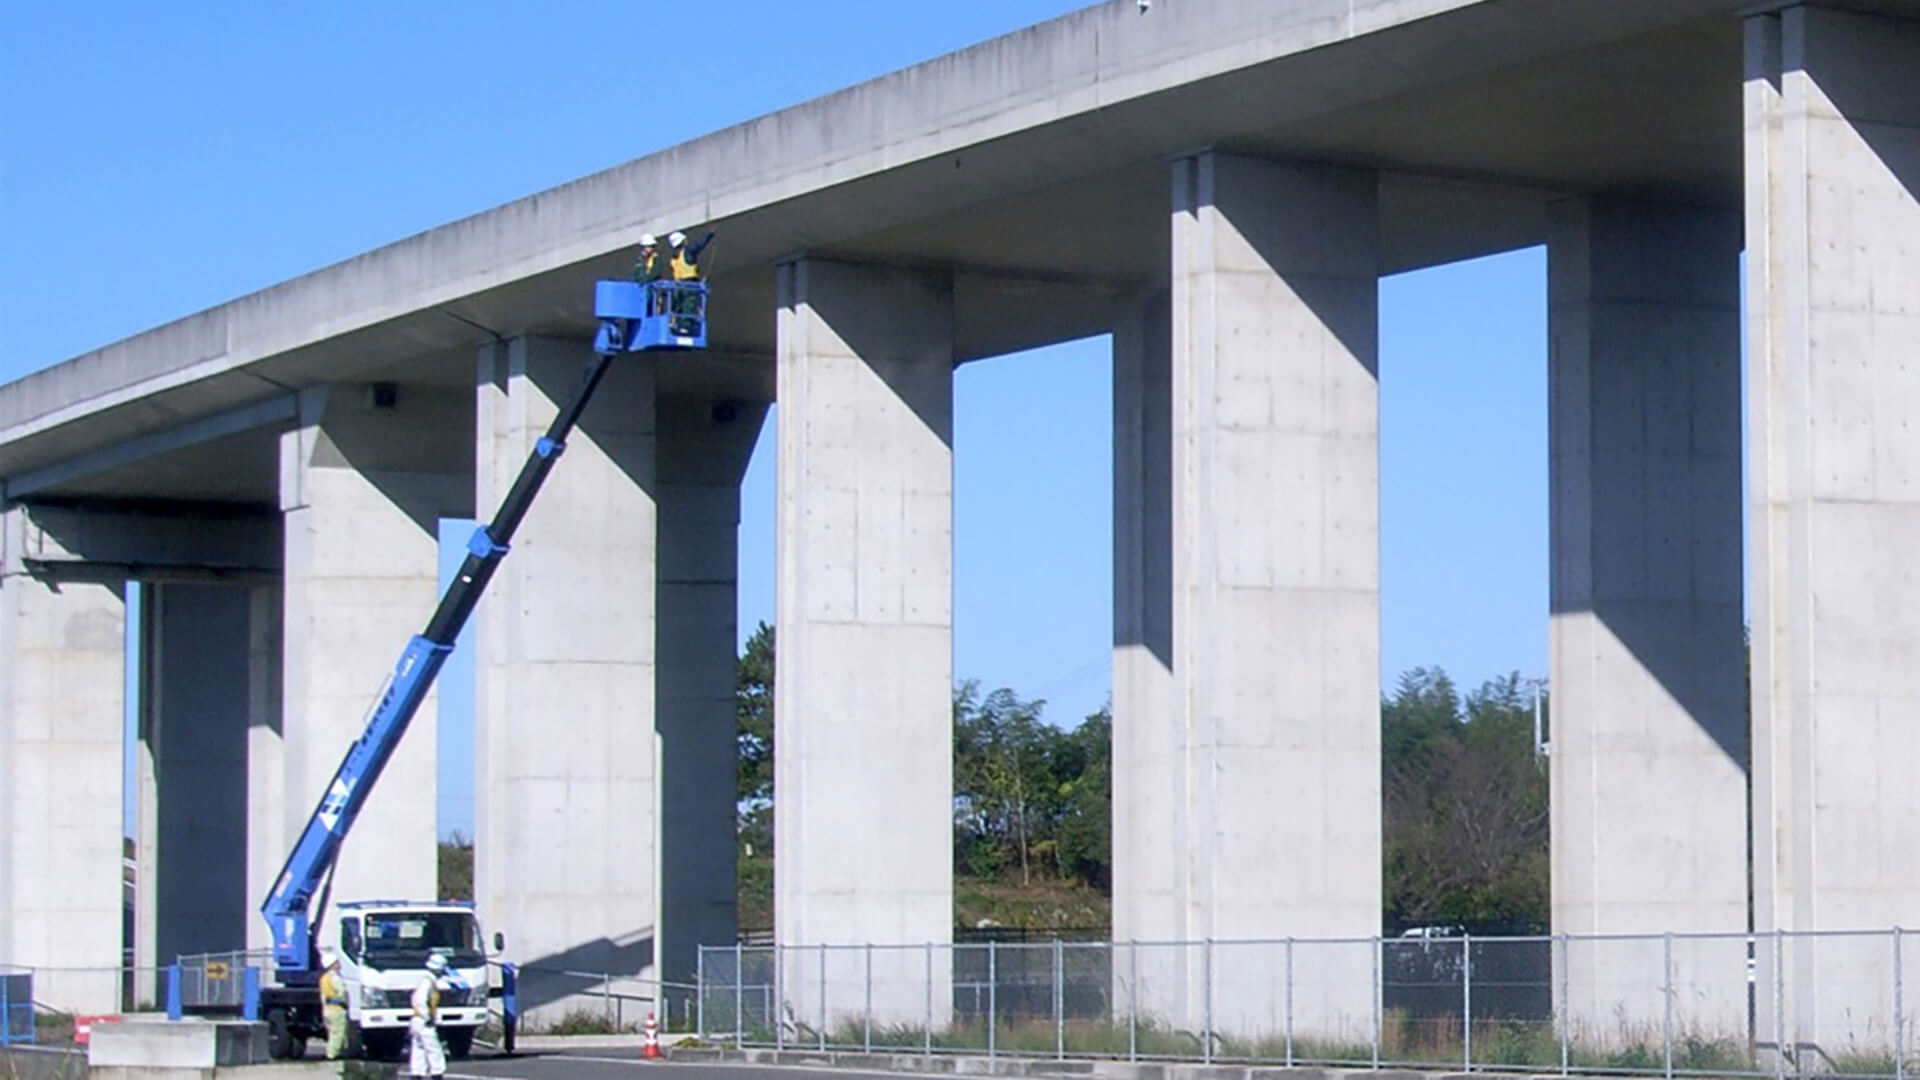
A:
[319,970,348,1009]
[670,251,701,281]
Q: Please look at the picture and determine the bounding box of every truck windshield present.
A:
[359,912,484,972]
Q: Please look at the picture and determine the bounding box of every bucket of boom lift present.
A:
[594,280,708,354]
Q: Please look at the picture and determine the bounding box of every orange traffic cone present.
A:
[643,1012,660,1059]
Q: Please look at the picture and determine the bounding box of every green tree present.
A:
[1056,706,1112,892]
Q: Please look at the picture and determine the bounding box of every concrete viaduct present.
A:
[2,0,1916,1056]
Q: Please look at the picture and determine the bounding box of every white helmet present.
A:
[425,954,448,973]
[668,231,687,247]
[639,233,658,247]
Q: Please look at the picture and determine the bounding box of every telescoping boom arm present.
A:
[260,349,620,978]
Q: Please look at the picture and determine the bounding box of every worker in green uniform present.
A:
[318,949,350,1060]
[667,229,716,281]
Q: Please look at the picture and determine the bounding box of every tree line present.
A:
[733,622,1550,933]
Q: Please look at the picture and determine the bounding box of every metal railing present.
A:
[698,929,1918,1079]
[507,964,700,1034]
[171,949,270,1012]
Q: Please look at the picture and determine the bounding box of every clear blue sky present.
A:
[4,2,1548,841]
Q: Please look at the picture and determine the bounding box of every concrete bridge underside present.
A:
[1,0,1916,1058]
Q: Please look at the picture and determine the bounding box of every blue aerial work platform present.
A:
[250,271,710,1059]
[594,279,708,353]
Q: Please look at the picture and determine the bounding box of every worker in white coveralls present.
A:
[409,953,452,1078]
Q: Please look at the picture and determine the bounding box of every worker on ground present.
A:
[318,948,350,1060]
[409,953,449,1079]
[668,228,716,281]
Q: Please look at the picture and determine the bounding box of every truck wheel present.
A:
[444,1028,474,1059]
[266,1007,299,1060]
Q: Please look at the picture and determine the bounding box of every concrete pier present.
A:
[474,337,660,1021]
[1745,4,1920,1060]
[775,259,955,1024]
[279,384,468,928]
[135,585,254,977]
[657,393,768,999]
[1156,153,1383,1038]
[0,508,127,1012]
[1546,197,1748,1039]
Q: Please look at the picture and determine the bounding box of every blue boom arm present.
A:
[261,346,625,979]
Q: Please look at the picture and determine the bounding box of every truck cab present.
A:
[335,900,492,1059]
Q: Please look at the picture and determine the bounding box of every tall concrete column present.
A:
[280,384,469,931]
[134,585,254,971]
[1111,287,1175,957]
[1546,197,1747,1042]
[775,259,953,1024]
[245,584,284,956]
[1165,152,1381,1040]
[0,507,125,1012]
[1746,5,1920,1060]
[657,394,768,1004]
[475,337,659,1023]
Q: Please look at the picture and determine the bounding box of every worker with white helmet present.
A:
[668,227,716,281]
[408,953,450,1079]
[631,232,669,285]
[318,947,349,1060]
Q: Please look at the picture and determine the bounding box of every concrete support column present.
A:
[135,585,254,972]
[1111,288,1177,944]
[657,395,768,1007]
[1546,197,1747,1041]
[1746,5,1920,1058]
[245,584,284,956]
[775,259,954,1023]
[0,507,126,1012]
[1165,152,1382,1038]
[475,337,658,1024]
[280,384,470,928]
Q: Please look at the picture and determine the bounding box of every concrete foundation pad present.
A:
[86,1018,268,1069]
[91,1066,338,1080]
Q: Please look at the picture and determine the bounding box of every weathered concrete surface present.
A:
[474,336,660,1023]
[0,507,125,1012]
[0,0,1828,505]
[279,383,470,933]
[87,1018,267,1069]
[1546,197,1747,1039]
[775,259,954,1021]
[1745,3,1920,1058]
[1157,152,1381,1037]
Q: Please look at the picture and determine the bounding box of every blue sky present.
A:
[5,2,1548,840]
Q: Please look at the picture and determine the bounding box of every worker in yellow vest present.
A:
[667,229,716,281]
[318,949,350,1060]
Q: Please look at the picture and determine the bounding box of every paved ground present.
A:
[454,1057,937,1080]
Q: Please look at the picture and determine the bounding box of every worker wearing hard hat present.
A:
[668,229,716,281]
[408,953,450,1079]
[318,948,350,1060]
[632,233,670,284]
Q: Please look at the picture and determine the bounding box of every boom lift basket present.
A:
[595,279,708,353]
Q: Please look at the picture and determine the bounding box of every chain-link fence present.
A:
[507,964,699,1034]
[698,929,1919,1078]
[172,950,269,1012]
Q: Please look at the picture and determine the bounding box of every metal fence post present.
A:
[1894,927,1905,1080]
[988,941,998,1059]
[1663,932,1674,1080]
[1463,933,1474,1072]
[1372,936,1383,1068]
[1128,940,1138,1063]
[776,944,786,1051]
[603,968,612,1028]
[925,941,934,1057]
[1055,938,1066,1060]
[1204,937,1215,1065]
[820,942,828,1051]
[698,948,707,1039]
[734,942,744,1049]
[1774,930,1786,1080]
[1559,934,1571,1077]
[1286,936,1295,1068]
[865,944,874,1055]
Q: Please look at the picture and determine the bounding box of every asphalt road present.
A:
[452,1056,939,1080]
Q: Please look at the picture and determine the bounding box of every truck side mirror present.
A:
[493,932,505,953]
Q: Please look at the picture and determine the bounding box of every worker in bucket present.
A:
[318,948,350,1060]
[668,228,716,281]
[409,953,450,1079]
[632,233,670,283]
